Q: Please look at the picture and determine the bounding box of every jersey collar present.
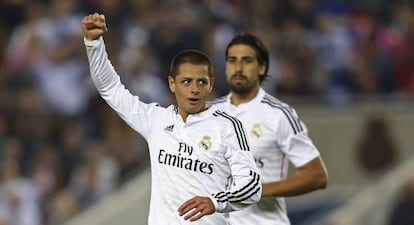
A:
[228,87,266,108]
[175,105,218,125]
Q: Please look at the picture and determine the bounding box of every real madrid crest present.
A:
[250,123,262,139]
[199,136,212,151]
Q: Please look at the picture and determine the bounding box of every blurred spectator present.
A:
[29,38,91,116]
[99,109,149,183]
[393,2,414,97]
[56,119,87,190]
[5,0,92,116]
[0,0,30,32]
[45,190,79,225]
[118,40,172,106]
[69,140,119,206]
[29,145,59,199]
[149,1,204,78]
[0,114,8,160]
[348,10,398,94]
[275,18,317,95]
[306,11,354,103]
[0,158,41,225]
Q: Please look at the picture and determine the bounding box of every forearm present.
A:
[262,157,328,197]
[84,37,147,132]
[211,171,262,212]
[84,37,120,95]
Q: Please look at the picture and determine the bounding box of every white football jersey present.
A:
[209,88,320,225]
[84,37,262,225]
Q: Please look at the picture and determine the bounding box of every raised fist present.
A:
[81,13,108,41]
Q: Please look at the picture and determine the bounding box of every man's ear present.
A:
[168,76,175,93]
[259,63,267,77]
[209,76,215,93]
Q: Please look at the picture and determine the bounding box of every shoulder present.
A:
[211,109,245,130]
[207,95,228,107]
[212,109,240,121]
[259,94,305,129]
[257,93,294,114]
[147,104,177,118]
[211,110,250,150]
[213,106,238,118]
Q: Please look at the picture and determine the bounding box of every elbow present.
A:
[251,182,263,204]
[249,184,262,204]
[317,170,329,189]
[313,157,329,189]
[319,176,328,189]
[235,186,261,211]
[256,185,263,203]
[308,166,328,190]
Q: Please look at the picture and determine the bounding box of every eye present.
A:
[227,57,236,63]
[198,79,208,85]
[243,57,254,63]
[181,79,190,85]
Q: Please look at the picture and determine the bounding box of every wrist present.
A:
[84,37,102,45]
[207,195,218,212]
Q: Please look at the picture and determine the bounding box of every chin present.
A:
[231,85,251,94]
[188,105,204,114]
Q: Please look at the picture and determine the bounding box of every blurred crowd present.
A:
[0,0,413,224]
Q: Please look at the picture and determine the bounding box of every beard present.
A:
[229,74,257,95]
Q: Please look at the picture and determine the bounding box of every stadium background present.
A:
[0,0,413,224]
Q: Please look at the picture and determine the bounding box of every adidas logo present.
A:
[164,124,174,132]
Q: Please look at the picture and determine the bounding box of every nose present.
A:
[235,60,243,72]
[191,82,200,94]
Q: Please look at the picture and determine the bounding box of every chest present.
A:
[231,109,278,156]
[148,120,226,165]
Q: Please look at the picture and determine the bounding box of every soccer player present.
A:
[81,14,261,225]
[209,33,329,224]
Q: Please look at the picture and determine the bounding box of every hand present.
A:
[81,13,108,41]
[178,196,215,222]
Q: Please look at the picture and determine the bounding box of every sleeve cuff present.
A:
[84,36,102,46]
[208,194,229,213]
[207,195,218,212]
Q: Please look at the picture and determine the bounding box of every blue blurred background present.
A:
[0,0,413,224]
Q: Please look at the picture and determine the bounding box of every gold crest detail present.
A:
[199,136,212,151]
[250,124,262,139]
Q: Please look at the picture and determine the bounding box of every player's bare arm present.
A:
[262,157,328,197]
[81,13,108,41]
[178,196,215,222]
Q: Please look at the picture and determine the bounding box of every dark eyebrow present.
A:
[227,55,255,60]
[180,77,192,81]
[178,76,209,81]
[241,56,255,60]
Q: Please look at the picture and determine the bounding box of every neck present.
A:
[178,106,208,123]
[231,86,260,106]
[180,113,188,122]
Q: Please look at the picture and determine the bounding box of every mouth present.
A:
[231,74,246,83]
[188,98,201,105]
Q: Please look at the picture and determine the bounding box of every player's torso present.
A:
[222,106,291,225]
[146,113,231,224]
[216,102,287,183]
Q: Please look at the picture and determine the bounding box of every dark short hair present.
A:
[170,49,213,78]
[226,33,269,83]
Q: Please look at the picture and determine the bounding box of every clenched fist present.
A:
[81,13,108,41]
